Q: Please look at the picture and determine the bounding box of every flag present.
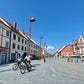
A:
[40,36,43,39]
[44,42,46,45]
[30,17,35,22]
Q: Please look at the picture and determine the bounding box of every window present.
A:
[31,44,33,47]
[81,47,83,49]
[11,53,16,60]
[22,39,24,43]
[34,45,37,49]
[18,37,20,42]
[12,43,16,49]
[76,47,79,50]
[13,34,16,40]
[5,41,8,48]
[0,27,1,34]
[6,30,9,36]
[17,45,20,50]
[25,40,27,44]
[25,47,26,51]
[21,46,24,51]
[80,38,82,42]
[31,49,32,53]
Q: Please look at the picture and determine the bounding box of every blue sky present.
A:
[0,0,84,54]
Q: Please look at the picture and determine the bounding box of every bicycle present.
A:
[12,60,23,71]
[20,61,32,74]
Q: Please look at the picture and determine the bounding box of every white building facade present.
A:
[73,35,84,56]
[31,40,40,56]
[0,17,50,63]
[10,29,29,62]
[0,19,10,64]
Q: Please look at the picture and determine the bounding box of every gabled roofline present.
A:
[60,44,73,52]
[0,17,13,28]
[0,17,41,48]
[73,40,78,44]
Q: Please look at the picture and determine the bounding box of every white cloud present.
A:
[46,46,55,54]
[48,51,55,54]
[47,46,55,50]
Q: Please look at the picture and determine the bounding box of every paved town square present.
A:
[0,58,84,84]
[1,0,84,84]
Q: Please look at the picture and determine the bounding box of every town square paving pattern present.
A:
[0,58,84,84]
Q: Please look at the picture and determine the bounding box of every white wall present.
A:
[11,31,29,53]
[0,23,10,48]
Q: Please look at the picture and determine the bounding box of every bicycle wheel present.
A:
[12,64,18,71]
[20,64,26,74]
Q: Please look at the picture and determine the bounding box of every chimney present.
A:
[25,33,27,37]
[80,35,82,38]
[14,22,16,29]
[22,29,24,34]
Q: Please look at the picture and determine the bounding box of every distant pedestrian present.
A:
[54,55,56,60]
[43,56,46,63]
[75,58,79,63]
[67,57,70,62]
[50,56,51,59]
[58,56,60,60]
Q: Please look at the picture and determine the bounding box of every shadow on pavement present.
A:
[0,69,12,73]
[0,62,15,67]
[0,64,10,67]
[25,69,36,73]
[31,69,36,72]
[32,64,40,67]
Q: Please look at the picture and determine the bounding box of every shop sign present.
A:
[2,50,7,52]
[0,49,7,52]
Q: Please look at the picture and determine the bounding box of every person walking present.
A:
[43,56,46,63]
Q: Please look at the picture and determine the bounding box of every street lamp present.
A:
[29,15,35,55]
[40,35,43,60]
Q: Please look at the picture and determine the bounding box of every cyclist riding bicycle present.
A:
[24,53,32,70]
[16,55,22,66]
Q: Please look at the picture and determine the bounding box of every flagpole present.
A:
[40,35,41,60]
[29,15,31,55]
[40,35,43,60]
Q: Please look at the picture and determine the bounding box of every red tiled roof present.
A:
[58,44,73,53]
[0,17,28,40]
[0,17,45,51]
[0,17,14,28]
[61,44,73,51]
[73,40,78,44]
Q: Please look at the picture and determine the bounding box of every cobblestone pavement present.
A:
[0,58,84,84]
